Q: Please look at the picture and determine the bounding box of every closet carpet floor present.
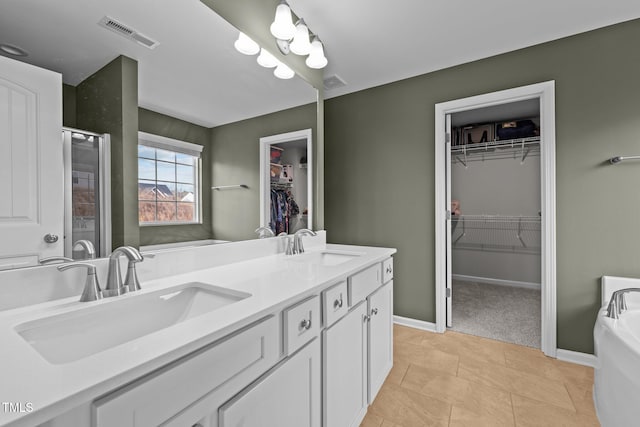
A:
[361,324,599,427]
[450,280,541,348]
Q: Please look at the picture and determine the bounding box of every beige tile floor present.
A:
[361,325,600,427]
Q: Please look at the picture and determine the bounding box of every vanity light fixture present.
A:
[234,32,260,55]
[232,0,328,80]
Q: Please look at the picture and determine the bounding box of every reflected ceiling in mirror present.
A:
[0,0,317,127]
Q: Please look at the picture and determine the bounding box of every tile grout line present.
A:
[563,381,579,413]
[510,393,517,426]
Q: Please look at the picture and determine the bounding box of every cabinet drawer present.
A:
[92,316,279,427]
[322,281,348,327]
[382,257,394,284]
[348,263,381,306]
[283,295,320,356]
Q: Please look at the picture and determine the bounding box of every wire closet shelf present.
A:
[452,215,541,254]
[452,136,540,165]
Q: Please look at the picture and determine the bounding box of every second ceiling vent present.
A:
[98,16,159,50]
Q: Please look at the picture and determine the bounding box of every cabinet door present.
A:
[323,301,368,427]
[368,280,393,403]
[219,338,321,427]
[0,55,63,269]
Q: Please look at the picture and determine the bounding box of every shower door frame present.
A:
[434,81,557,357]
[62,127,112,258]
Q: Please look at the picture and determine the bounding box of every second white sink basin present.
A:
[292,250,364,266]
[15,282,250,365]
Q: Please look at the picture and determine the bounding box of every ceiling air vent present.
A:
[323,74,346,91]
[98,16,159,49]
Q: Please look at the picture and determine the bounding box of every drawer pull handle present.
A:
[371,308,379,316]
[300,318,312,330]
[333,295,343,309]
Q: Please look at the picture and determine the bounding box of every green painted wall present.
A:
[62,83,76,128]
[138,108,213,246]
[324,19,640,354]
[210,103,317,241]
[76,55,140,249]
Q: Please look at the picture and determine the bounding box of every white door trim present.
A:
[434,81,557,357]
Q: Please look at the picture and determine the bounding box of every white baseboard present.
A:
[393,315,438,333]
[452,274,541,290]
[556,349,597,368]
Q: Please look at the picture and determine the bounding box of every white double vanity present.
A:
[0,232,395,427]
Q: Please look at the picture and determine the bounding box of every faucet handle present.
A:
[57,263,103,302]
[40,256,74,265]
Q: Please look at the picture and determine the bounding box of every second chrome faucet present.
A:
[103,246,145,297]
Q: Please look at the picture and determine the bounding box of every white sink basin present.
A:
[292,250,364,266]
[15,282,250,364]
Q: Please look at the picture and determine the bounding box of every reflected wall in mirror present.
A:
[0,0,321,269]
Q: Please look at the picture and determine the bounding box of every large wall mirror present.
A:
[0,0,322,270]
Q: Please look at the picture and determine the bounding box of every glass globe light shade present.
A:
[270,2,296,40]
[274,62,295,79]
[234,32,259,55]
[305,38,328,69]
[289,20,312,55]
[257,48,279,68]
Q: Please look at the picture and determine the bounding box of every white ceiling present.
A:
[1,0,640,128]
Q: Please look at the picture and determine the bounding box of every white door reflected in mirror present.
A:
[259,129,313,235]
[0,56,63,270]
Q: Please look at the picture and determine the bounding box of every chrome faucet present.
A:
[255,226,275,238]
[606,288,640,319]
[292,229,317,255]
[278,232,294,255]
[73,239,96,259]
[57,263,103,302]
[103,246,144,297]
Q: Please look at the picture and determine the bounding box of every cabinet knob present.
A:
[371,308,378,316]
[333,295,343,309]
[386,266,392,274]
[300,318,312,330]
[364,315,370,323]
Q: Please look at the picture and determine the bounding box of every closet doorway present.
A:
[259,129,313,234]
[434,82,557,357]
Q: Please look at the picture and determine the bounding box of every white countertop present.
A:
[0,243,395,427]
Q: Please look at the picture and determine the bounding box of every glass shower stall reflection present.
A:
[62,128,111,259]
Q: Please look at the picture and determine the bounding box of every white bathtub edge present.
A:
[556,348,597,368]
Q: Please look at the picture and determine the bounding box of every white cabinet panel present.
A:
[323,301,368,427]
[93,316,279,427]
[219,338,321,427]
[368,280,394,403]
[0,55,63,268]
